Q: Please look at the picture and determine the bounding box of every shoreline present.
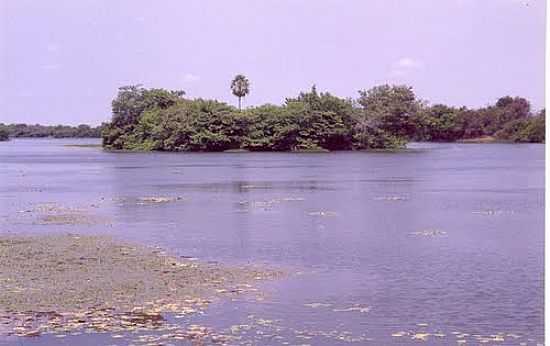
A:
[3,137,544,154]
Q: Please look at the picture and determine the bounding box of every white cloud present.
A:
[390,57,423,77]
[457,0,531,8]
[183,73,200,83]
[46,43,59,52]
[455,0,475,7]
[396,57,422,69]
[41,64,61,70]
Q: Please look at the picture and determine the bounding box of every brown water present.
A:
[0,138,544,345]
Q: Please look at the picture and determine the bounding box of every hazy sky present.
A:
[0,0,546,125]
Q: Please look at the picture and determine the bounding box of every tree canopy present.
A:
[230,75,250,111]
[0,127,8,141]
[4,78,540,149]
[0,123,104,139]
[100,83,544,151]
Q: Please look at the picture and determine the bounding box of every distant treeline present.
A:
[0,123,104,141]
[101,83,545,151]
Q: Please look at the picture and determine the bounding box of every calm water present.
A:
[0,138,544,345]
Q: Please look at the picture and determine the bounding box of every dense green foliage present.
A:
[412,96,544,143]
[494,109,545,143]
[0,123,103,139]
[101,84,545,151]
[355,85,419,148]
[103,85,361,151]
[0,127,8,141]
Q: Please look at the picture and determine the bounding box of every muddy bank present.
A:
[0,234,279,340]
[457,136,497,143]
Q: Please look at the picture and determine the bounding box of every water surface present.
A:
[0,138,544,345]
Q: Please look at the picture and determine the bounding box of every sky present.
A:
[0,0,546,126]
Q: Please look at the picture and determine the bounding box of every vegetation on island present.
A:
[101,76,544,151]
[0,123,104,139]
[412,96,545,143]
[0,127,8,141]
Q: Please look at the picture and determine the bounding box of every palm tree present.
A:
[230,74,250,111]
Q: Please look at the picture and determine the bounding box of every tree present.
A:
[104,85,185,149]
[230,74,250,111]
[495,109,545,143]
[354,85,420,148]
[494,96,530,121]
[0,126,8,141]
[111,85,185,126]
[100,82,544,151]
[285,85,356,150]
[412,104,464,141]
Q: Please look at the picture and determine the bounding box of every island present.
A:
[101,80,545,152]
[1,80,544,149]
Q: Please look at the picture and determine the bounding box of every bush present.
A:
[495,112,545,143]
[0,123,103,138]
[101,85,545,151]
[0,127,8,141]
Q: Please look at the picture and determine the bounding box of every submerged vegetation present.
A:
[0,234,277,340]
[102,80,545,151]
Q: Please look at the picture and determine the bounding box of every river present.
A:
[0,138,544,345]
